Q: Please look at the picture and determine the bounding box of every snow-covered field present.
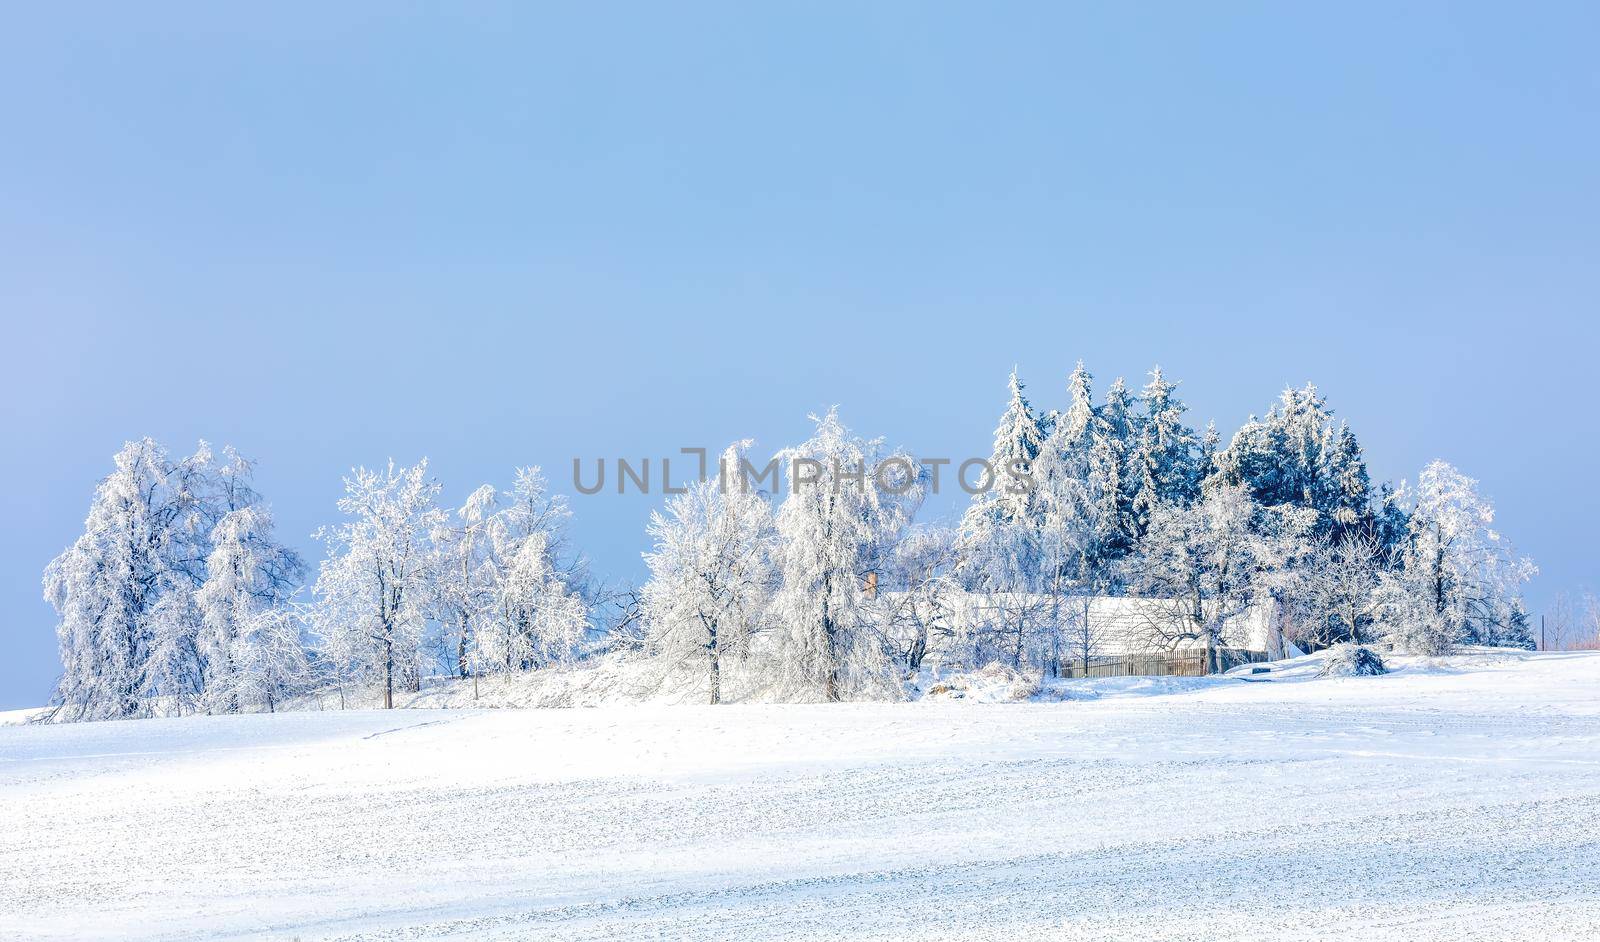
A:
[3,650,1598,941]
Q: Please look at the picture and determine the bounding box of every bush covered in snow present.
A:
[919,662,1040,702]
[1319,644,1388,677]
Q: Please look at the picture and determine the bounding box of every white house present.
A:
[882,590,1301,670]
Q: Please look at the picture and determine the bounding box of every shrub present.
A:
[1319,644,1388,677]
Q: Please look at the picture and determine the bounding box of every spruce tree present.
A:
[1129,367,1200,537]
[986,368,1046,523]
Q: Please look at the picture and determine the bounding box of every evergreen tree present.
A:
[1326,422,1373,538]
[1128,367,1200,537]
[1058,360,1096,459]
[1212,384,1373,540]
[1086,377,1137,568]
[985,369,1046,523]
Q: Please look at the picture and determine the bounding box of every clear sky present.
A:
[3,3,1597,708]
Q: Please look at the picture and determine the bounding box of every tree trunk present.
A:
[707,615,721,705]
[383,634,394,710]
[820,576,840,702]
[907,632,927,674]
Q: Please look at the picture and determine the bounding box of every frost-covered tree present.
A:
[1127,485,1302,672]
[1028,365,1088,526]
[1295,534,1384,647]
[1031,462,1106,672]
[44,439,221,720]
[1210,385,1371,539]
[1504,598,1535,650]
[1375,462,1536,654]
[430,484,499,679]
[481,467,590,673]
[1057,361,1097,464]
[140,589,206,715]
[229,602,314,712]
[189,446,304,713]
[195,503,303,712]
[772,410,925,700]
[1582,593,1600,650]
[311,460,444,709]
[958,372,1053,662]
[986,370,1047,523]
[1128,367,1200,537]
[878,525,963,674]
[1088,377,1138,564]
[1326,423,1372,539]
[641,442,777,703]
[963,364,1191,672]
[1547,592,1576,652]
[957,502,1049,666]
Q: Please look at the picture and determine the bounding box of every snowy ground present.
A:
[3,650,1599,941]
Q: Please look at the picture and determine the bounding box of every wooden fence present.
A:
[1056,647,1271,679]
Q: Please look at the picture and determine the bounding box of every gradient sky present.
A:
[3,3,1597,708]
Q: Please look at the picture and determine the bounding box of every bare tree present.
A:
[1545,592,1575,651]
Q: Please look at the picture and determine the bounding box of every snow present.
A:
[3,650,1598,940]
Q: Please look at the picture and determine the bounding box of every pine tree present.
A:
[1326,422,1373,538]
[1128,367,1199,538]
[1059,361,1096,459]
[959,370,1048,639]
[1212,384,1375,540]
[1087,377,1137,567]
[986,369,1046,523]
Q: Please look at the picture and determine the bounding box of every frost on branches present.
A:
[641,442,777,704]
[43,363,1541,718]
[44,441,302,720]
[1374,461,1537,654]
[312,460,445,710]
[771,410,925,701]
[430,469,591,683]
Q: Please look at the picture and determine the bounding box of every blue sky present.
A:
[3,3,1597,708]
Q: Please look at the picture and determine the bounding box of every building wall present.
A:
[889,592,1299,661]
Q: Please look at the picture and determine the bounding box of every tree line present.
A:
[44,364,1539,718]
